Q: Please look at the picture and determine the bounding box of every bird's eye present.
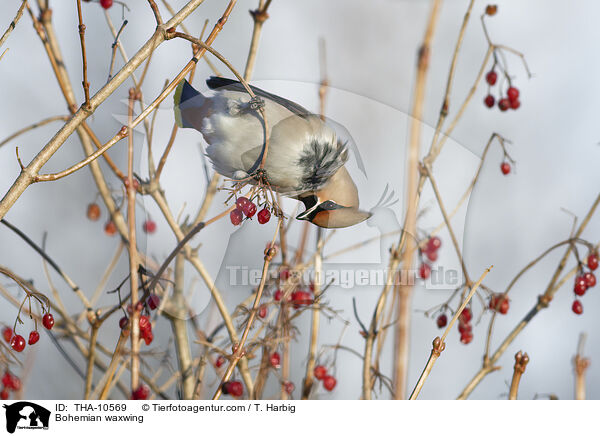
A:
[319,201,340,210]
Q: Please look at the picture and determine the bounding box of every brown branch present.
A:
[408,267,491,400]
[107,18,128,81]
[0,0,220,220]
[0,115,68,148]
[76,0,91,108]
[212,220,282,400]
[147,0,164,25]
[126,88,141,394]
[459,192,600,399]
[0,0,28,50]
[243,0,272,81]
[393,0,442,400]
[508,351,529,400]
[574,333,589,400]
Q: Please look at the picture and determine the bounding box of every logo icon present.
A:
[3,402,50,433]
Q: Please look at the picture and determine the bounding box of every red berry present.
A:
[42,313,54,330]
[572,299,583,315]
[224,380,243,397]
[291,291,312,309]
[236,197,250,210]
[143,219,157,234]
[484,94,495,108]
[458,322,472,334]
[87,203,101,221]
[1,372,11,388]
[459,307,472,323]
[436,314,447,328]
[507,87,519,101]
[28,331,40,345]
[258,305,268,319]
[500,162,511,175]
[0,390,8,400]
[230,209,243,226]
[419,263,431,279]
[283,381,294,395]
[270,352,281,368]
[119,316,129,330]
[489,294,509,314]
[131,384,149,400]
[139,315,151,332]
[142,329,153,346]
[427,236,442,252]
[104,220,117,236]
[100,0,113,9]
[574,276,588,296]
[279,269,290,281]
[498,98,510,111]
[314,365,327,381]
[510,99,520,110]
[257,208,271,224]
[8,375,20,391]
[215,355,226,368]
[242,202,257,218]
[425,250,438,262]
[499,298,509,315]
[2,327,12,343]
[323,375,337,391]
[147,295,160,310]
[584,272,596,288]
[588,254,599,271]
[460,331,473,344]
[485,5,498,16]
[486,70,498,85]
[10,335,25,352]
[274,289,283,301]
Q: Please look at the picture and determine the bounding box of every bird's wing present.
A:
[206,77,312,118]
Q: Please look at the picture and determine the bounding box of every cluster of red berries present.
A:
[458,307,473,344]
[222,380,243,397]
[572,253,598,315]
[88,197,157,237]
[273,288,314,309]
[484,70,521,112]
[131,384,149,400]
[313,365,337,392]
[1,371,21,400]
[119,295,160,344]
[230,196,271,226]
[2,313,54,353]
[489,293,510,315]
[419,236,442,280]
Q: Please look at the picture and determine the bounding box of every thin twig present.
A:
[0,0,28,50]
[76,0,91,108]
[212,219,282,400]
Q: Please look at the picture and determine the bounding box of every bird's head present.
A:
[295,166,371,228]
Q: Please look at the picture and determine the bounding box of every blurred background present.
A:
[0,0,599,400]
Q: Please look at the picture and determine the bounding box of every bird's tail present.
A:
[173,79,202,128]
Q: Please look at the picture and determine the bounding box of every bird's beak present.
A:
[308,208,371,228]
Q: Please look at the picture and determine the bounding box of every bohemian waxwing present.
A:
[173,77,370,228]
